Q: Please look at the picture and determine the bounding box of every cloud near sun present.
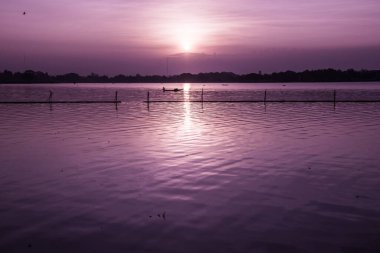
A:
[132,0,380,54]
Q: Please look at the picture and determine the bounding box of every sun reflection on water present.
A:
[182,83,192,131]
[183,83,191,92]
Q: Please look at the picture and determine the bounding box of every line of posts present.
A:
[145,89,338,104]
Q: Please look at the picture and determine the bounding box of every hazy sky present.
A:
[1,0,380,75]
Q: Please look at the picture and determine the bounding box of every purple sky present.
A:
[1,0,380,75]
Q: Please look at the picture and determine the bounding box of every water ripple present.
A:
[1,83,380,252]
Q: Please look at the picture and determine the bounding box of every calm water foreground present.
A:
[1,83,380,253]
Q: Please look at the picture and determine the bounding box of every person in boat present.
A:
[162,87,182,92]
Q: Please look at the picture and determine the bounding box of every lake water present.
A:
[1,83,380,253]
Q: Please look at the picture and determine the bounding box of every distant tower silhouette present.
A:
[259,70,262,75]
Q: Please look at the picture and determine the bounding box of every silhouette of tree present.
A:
[1,69,380,84]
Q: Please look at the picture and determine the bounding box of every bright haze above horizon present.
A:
[1,0,380,75]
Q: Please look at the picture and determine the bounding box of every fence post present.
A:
[264,90,267,105]
[48,90,53,103]
[334,90,336,107]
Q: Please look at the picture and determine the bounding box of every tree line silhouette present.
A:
[1,69,380,84]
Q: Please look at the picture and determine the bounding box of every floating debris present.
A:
[150,212,166,220]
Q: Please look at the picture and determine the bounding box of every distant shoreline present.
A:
[1,69,380,84]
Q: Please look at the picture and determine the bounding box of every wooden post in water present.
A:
[333,89,336,107]
[201,88,204,103]
[115,91,119,110]
[147,91,150,111]
[264,90,267,105]
[48,90,53,103]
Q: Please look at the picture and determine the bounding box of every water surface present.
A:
[1,83,380,253]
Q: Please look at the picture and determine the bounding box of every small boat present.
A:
[162,87,183,92]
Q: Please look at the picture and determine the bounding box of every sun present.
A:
[175,22,200,53]
[182,41,192,52]
[156,18,209,54]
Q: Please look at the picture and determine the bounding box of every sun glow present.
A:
[182,41,192,52]
[183,83,191,91]
[148,11,218,54]
[173,22,204,53]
